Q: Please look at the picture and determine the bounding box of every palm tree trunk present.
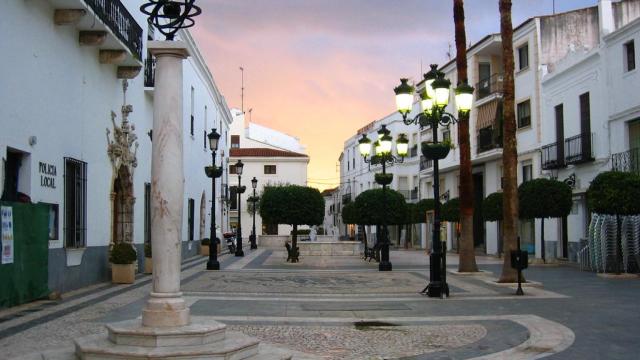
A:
[499,0,519,282]
[454,0,478,273]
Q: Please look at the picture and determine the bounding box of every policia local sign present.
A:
[39,162,57,189]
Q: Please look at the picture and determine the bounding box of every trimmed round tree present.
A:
[440,198,460,223]
[354,189,407,227]
[342,201,360,225]
[483,192,503,222]
[587,171,640,273]
[518,178,572,263]
[415,199,437,223]
[259,185,325,262]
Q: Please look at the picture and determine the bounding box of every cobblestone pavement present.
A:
[1,250,640,359]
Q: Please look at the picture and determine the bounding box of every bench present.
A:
[365,241,382,262]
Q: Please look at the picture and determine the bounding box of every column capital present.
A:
[148,41,190,59]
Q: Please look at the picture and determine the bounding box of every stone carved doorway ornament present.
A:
[107,80,139,244]
[199,191,206,240]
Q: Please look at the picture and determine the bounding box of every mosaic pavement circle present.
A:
[229,323,487,359]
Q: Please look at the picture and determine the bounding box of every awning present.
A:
[476,99,499,130]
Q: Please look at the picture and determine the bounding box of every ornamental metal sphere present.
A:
[141,0,202,41]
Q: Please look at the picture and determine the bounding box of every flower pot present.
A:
[112,263,135,284]
[144,257,152,274]
[201,244,210,256]
[421,142,451,160]
[374,173,393,186]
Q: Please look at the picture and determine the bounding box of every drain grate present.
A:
[354,321,399,330]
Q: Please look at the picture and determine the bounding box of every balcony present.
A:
[144,56,155,88]
[476,73,504,101]
[565,133,593,165]
[612,148,640,174]
[50,0,143,75]
[477,127,502,154]
[541,142,565,170]
[411,188,418,200]
[419,156,433,171]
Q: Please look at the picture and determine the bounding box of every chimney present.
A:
[599,0,615,40]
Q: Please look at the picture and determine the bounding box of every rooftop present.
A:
[230,148,309,158]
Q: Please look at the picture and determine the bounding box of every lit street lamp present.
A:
[204,129,223,270]
[358,124,408,271]
[250,176,258,250]
[234,160,246,257]
[394,64,474,298]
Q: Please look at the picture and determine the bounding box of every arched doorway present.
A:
[199,191,206,240]
[112,165,134,244]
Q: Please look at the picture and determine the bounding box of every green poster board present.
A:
[0,202,49,308]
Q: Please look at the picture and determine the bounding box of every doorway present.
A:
[472,173,485,252]
[1,149,25,202]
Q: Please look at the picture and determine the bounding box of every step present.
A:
[75,330,259,360]
[106,319,226,347]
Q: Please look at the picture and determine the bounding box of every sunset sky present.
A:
[191,0,596,190]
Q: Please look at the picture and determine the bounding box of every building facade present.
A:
[228,110,309,242]
[0,0,232,295]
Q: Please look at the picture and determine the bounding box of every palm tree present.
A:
[499,0,519,282]
[453,0,478,273]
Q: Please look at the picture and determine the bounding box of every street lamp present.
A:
[204,129,223,270]
[250,176,258,250]
[234,160,246,257]
[393,64,474,298]
[358,125,407,271]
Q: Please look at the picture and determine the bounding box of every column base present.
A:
[379,261,392,271]
[206,260,220,270]
[142,294,190,328]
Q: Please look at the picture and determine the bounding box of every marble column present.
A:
[142,41,190,328]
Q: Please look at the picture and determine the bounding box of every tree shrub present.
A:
[144,243,152,258]
[354,189,407,226]
[519,178,572,219]
[342,201,360,225]
[440,197,460,223]
[415,199,437,223]
[483,192,503,222]
[587,171,640,215]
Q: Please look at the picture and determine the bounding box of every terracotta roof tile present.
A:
[230,148,308,158]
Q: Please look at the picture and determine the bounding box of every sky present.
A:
[191,0,597,191]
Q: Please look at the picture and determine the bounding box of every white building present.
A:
[339,113,424,247]
[228,110,309,242]
[321,187,339,236]
[0,0,232,295]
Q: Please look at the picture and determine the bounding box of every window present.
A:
[231,135,240,148]
[204,106,208,149]
[522,162,533,183]
[625,40,635,72]
[64,158,87,248]
[264,165,277,174]
[187,198,194,241]
[229,164,237,175]
[517,44,529,71]
[517,100,531,128]
[442,129,451,143]
[190,87,195,136]
[144,183,151,245]
[229,186,238,210]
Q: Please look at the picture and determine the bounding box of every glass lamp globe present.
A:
[432,76,451,108]
[394,78,415,117]
[420,90,433,115]
[455,81,474,113]
[380,134,393,154]
[358,134,372,157]
[396,134,409,157]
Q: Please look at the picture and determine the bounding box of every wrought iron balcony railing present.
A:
[477,126,502,154]
[410,145,418,158]
[565,133,593,165]
[419,156,433,171]
[541,142,565,170]
[84,0,143,60]
[411,188,418,200]
[476,73,504,100]
[612,148,640,174]
[144,56,155,87]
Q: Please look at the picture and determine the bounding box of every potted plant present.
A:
[144,243,152,274]
[421,140,454,160]
[110,242,137,284]
[374,173,393,186]
[200,238,211,256]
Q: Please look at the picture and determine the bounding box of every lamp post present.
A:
[358,125,408,271]
[205,129,223,270]
[394,64,474,298]
[250,176,258,250]
[234,159,245,257]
